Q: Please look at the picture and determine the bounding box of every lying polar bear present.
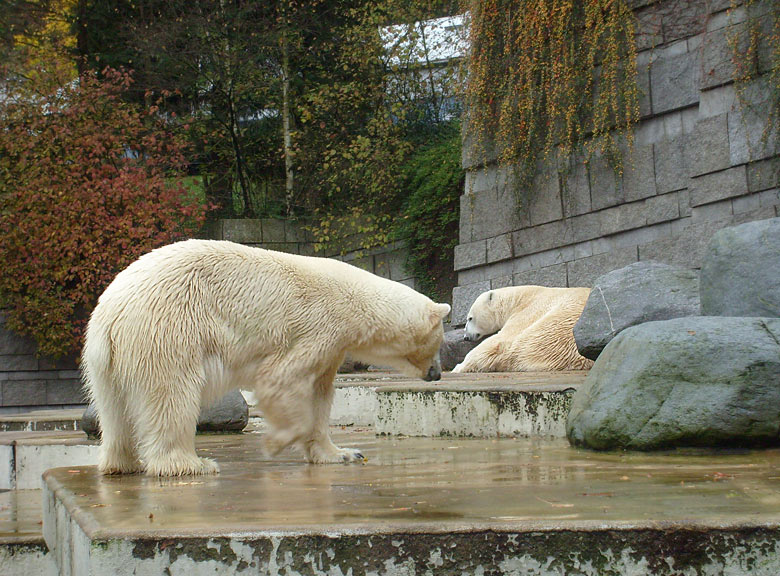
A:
[452,286,594,372]
[82,239,450,476]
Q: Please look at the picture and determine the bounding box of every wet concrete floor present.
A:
[44,424,780,538]
[0,489,43,542]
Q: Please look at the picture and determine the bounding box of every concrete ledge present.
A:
[41,429,780,576]
[0,432,98,490]
[0,489,55,576]
[0,410,83,433]
[0,541,54,576]
[375,372,585,437]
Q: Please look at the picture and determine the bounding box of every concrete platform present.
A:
[0,489,55,575]
[43,426,780,575]
[375,372,585,437]
[0,431,99,490]
[0,409,83,433]
[0,372,581,435]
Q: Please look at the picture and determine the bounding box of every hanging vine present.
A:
[462,0,639,191]
[729,0,780,149]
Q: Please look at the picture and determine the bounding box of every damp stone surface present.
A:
[43,425,780,576]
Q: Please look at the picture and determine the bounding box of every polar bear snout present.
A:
[463,331,481,342]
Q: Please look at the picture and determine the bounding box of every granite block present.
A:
[700,22,753,90]
[651,49,701,114]
[654,138,688,194]
[662,0,707,44]
[454,240,487,271]
[678,188,692,217]
[46,380,87,405]
[731,192,761,214]
[686,114,731,177]
[691,197,734,222]
[589,154,623,211]
[747,157,780,193]
[459,193,474,244]
[452,281,491,325]
[529,170,563,225]
[566,246,638,288]
[728,99,779,165]
[491,276,514,290]
[261,218,286,243]
[222,219,263,244]
[513,263,568,288]
[487,234,513,264]
[0,313,37,356]
[562,157,592,217]
[3,380,46,406]
[0,355,37,372]
[645,193,681,224]
[689,165,748,207]
[622,144,656,202]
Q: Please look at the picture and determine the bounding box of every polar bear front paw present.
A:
[338,447,365,463]
[452,363,463,373]
[307,444,365,464]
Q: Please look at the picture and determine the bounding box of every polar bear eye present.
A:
[467,316,473,322]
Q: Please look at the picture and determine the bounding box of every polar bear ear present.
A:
[432,303,451,321]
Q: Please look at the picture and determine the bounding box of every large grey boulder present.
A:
[81,403,100,438]
[573,261,700,360]
[440,328,479,371]
[700,217,780,317]
[567,317,780,451]
[196,389,250,432]
[82,389,249,438]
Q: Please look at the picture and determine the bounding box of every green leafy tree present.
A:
[0,68,208,357]
[71,0,464,298]
[396,123,463,300]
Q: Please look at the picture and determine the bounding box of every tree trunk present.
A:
[282,31,295,216]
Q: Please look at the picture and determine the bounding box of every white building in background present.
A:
[380,14,468,122]
[381,14,467,66]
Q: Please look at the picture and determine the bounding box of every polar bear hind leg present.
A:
[92,386,141,474]
[82,322,142,474]
[452,334,511,373]
[132,372,219,477]
[510,312,592,371]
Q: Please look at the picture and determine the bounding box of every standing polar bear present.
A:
[82,240,450,476]
[452,286,593,373]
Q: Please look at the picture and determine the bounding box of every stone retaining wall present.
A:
[211,219,417,288]
[452,0,779,324]
[0,312,83,413]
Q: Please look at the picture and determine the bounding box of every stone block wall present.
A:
[214,219,417,288]
[0,312,84,413]
[452,0,779,325]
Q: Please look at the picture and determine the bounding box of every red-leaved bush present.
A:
[0,68,209,358]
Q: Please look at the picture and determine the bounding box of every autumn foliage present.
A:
[0,68,208,358]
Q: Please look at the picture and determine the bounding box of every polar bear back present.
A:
[86,239,447,389]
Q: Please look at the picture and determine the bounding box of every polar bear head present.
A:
[349,301,451,381]
[463,290,502,342]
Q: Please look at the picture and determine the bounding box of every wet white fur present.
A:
[453,286,593,373]
[82,240,450,476]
